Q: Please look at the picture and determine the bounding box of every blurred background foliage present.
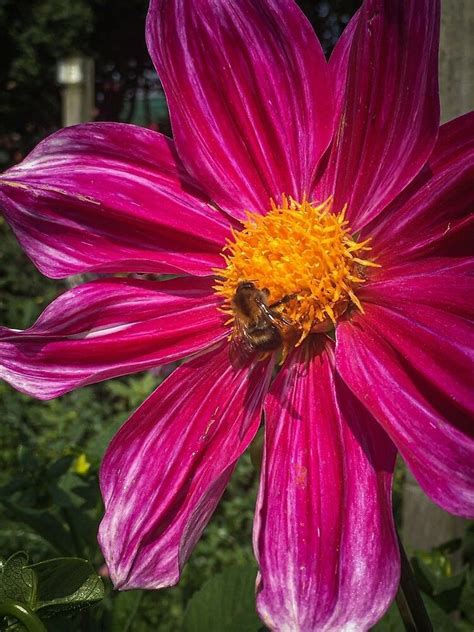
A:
[0,0,360,164]
[0,0,473,630]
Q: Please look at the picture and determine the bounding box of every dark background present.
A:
[0,0,361,165]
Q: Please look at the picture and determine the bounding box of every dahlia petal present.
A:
[328,7,360,122]
[367,256,474,285]
[147,0,333,219]
[368,302,472,417]
[316,0,440,229]
[337,307,474,518]
[254,342,398,631]
[361,266,474,319]
[0,123,230,278]
[0,277,225,399]
[368,112,474,263]
[99,343,273,590]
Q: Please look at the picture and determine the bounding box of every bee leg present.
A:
[256,300,294,327]
[274,313,293,326]
[268,293,297,309]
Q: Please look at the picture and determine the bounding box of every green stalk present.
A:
[396,532,433,632]
[0,599,47,632]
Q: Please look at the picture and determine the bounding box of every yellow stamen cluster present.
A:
[214,196,378,348]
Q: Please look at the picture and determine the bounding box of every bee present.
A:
[230,281,297,363]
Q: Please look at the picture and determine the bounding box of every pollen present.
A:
[214,196,379,350]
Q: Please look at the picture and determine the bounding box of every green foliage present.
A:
[182,565,261,632]
[30,557,104,615]
[0,0,361,165]
[0,0,151,163]
[0,553,36,609]
[372,532,474,631]
[0,551,103,631]
[460,568,474,623]
[6,0,93,83]
[0,0,94,158]
[372,595,465,632]
[0,218,58,328]
[412,547,465,612]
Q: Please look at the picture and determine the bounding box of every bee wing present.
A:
[229,318,256,368]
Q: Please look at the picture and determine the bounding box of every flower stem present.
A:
[396,532,433,632]
[0,599,47,632]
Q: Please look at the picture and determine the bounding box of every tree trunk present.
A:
[439,0,474,123]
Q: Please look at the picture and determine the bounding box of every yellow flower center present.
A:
[214,196,378,354]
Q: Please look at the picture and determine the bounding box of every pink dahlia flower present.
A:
[0,0,473,629]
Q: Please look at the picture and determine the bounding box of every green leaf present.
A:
[432,538,463,556]
[462,524,474,566]
[411,555,465,611]
[370,593,464,631]
[0,552,36,609]
[182,564,261,632]
[0,501,75,556]
[46,456,74,479]
[460,569,474,623]
[48,472,90,510]
[28,558,104,617]
[249,428,264,472]
[423,594,463,631]
[110,591,144,632]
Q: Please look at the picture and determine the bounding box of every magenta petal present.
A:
[337,305,474,518]
[316,0,440,229]
[368,112,474,263]
[0,123,230,278]
[147,0,333,220]
[254,343,398,631]
[366,256,474,288]
[99,343,273,590]
[360,264,474,319]
[327,7,360,124]
[0,277,225,399]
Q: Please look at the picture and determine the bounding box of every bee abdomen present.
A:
[248,323,282,351]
